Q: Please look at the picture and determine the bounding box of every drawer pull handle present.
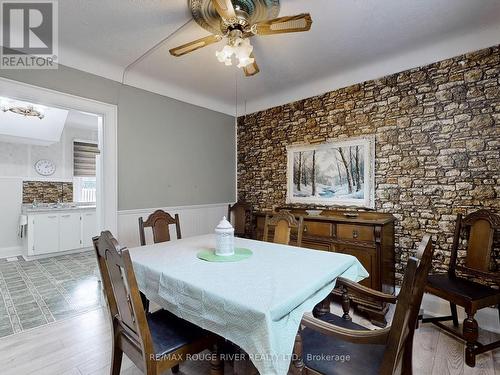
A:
[48,215,57,218]
[352,229,359,239]
[61,215,71,218]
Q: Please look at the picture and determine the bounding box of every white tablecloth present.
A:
[129,234,368,375]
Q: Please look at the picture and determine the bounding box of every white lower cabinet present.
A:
[81,211,98,247]
[32,214,60,255]
[27,209,97,256]
[60,213,82,251]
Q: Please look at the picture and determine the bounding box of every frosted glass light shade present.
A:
[216,37,255,69]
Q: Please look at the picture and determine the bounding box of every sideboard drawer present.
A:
[337,224,374,242]
[302,240,333,252]
[303,221,333,237]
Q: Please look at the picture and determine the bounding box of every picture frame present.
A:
[286,136,375,208]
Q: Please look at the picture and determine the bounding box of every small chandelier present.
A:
[1,102,44,119]
[215,30,254,69]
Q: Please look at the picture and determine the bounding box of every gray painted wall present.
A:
[0,65,236,210]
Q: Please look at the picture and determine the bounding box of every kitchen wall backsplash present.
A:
[22,181,73,204]
[237,45,499,283]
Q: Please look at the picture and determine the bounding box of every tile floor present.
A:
[0,251,102,338]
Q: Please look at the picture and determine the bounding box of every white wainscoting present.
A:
[117,203,230,248]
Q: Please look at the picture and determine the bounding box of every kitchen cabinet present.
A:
[81,211,98,248]
[32,214,60,255]
[59,213,82,251]
[26,208,97,257]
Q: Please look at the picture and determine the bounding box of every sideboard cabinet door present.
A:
[335,244,376,288]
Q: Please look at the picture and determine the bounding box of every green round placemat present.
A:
[197,248,253,262]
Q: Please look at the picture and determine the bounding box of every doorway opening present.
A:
[0,77,117,259]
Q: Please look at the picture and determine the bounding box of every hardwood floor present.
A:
[0,306,498,374]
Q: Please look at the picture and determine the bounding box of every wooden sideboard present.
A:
[254,208,396,327]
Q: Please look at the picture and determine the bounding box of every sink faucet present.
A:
[32,198,38,208]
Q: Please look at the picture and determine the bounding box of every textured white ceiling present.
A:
[58,0,500,115]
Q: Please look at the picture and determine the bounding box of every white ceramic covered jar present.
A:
[215,216,235,256]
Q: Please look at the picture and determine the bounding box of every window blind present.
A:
[73,141,99,177]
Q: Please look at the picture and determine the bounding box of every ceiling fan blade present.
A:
[253,13,313,35]
[243,53,260,77]
[169,34,222,57]
[212,0,236,20]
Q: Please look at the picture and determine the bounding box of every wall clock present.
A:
[34,159,56,176]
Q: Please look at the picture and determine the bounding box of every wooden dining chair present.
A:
[93,231,224,375]
[228,201,252,238]
[263,210,304,247]
[421,209,500,367]
[291,234,434,375]
[138,210,182,313]
[139,210,181,246]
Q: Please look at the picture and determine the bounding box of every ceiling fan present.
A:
[169,0,312,77]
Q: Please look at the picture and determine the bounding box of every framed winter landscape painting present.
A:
[286,136,375,208]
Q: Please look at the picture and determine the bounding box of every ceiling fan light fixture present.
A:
[173,1,312,76]
[236,55,254,68]
[0,99,45,120]
[216,36,255,69]
[216,44,234,65]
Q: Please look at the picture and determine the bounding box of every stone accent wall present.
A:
[237,45,500,282]
[22,181,73,204]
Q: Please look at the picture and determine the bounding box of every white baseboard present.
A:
[0,246,23,259]
[22,246,93,261]
[421,292,499,334]
[117,203,230,248]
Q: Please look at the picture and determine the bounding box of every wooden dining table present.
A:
[129,234,368,375]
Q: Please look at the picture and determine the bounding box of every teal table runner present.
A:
[130,234,368,375]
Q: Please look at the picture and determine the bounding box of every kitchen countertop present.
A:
[21,205,96,214]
